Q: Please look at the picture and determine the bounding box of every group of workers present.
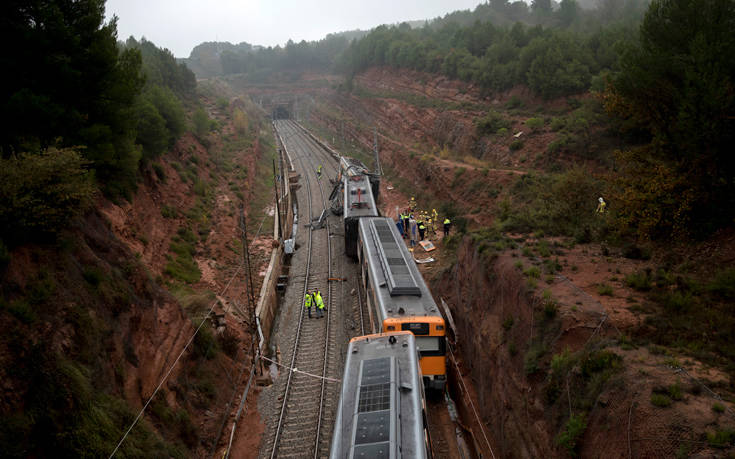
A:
[303,289,325,318]
[396,199,452,249]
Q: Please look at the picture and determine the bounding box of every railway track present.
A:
[288,121,373,337]
[259,120,339,458]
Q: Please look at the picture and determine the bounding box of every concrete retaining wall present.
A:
[254,123,296,352]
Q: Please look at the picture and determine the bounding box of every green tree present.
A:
[0,0,144,196]
[609,0,735,238]
[135,100,168,160]
[0,148,95,243]
[192,108,212,141]
[146,85,186,147]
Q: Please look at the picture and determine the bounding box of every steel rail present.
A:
[269,121,316,458]
[268,120,337,458]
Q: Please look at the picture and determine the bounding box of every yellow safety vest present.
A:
[304,294,312,308]
[315,293,324,309]
[444,218,451,225]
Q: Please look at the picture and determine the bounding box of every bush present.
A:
[526,117,544,132]
[192,320,218,360]
[161,205,178,219]
[509,139,524,151]
[708,268,735,300]
[475,110,511,136]
[0,148,95,244]
[152,163,166,182]
[597,283,614,296]
[650,393,672,407]
[707,429,735,449]
[556,413,587,456]
[505,95,523,109]
[624,270,652,291]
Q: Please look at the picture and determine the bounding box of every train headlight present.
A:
[436,325,444,330]
[387,326,396,331]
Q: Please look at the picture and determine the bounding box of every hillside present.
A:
[204,0,735,454]
[0,4,275,455]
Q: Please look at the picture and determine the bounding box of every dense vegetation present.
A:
[185,32,361,80]
[0,1,196,244]
[338,1,646,98]
[606,0,735,239]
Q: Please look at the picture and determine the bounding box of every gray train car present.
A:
[338,156,380,203]
[357,217,447,391]
[329,331,431,459]
[344,174,379,259]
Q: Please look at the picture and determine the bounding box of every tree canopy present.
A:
[607,0,735,239]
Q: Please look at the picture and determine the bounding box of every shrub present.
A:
[624,270,652,291]
[713,403,725,413]
[708,268,735,300]
[524,266,541,279]
[152,163,166,182]
[556,413,587,456]
[7,299,36,324]
[707,429,735,449]
[597,283,614,296]
[0,148,95,244]
[550,117,566,131]
[543,299,559,319]
[475,110,511,136]
[524,344,546,374]
[668,383,683,401]
[505,95,523,109]
[510,139,524,151]
[192,320,218,360]
[526,117,544,132]
[161,205,178,219]
[650,393,672,407]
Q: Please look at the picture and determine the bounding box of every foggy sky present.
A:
[105,0,484,58]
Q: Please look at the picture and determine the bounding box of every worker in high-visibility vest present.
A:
[596,197,606,213]
[402,211,410,237]
[315,289,325,318]
[418,221,426,241]
[317,165,322,179]
[443,217,452,237]
[304,291,313,318]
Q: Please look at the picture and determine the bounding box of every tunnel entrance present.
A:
[273,105,291,120]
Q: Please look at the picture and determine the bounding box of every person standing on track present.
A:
[317,164,322,179]
[305,290,313,319]
[315,289,325,318]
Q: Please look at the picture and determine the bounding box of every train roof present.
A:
[358,217,442,320]
[343,174,378,220]
[329,332,427,459]
[339,156,370,177]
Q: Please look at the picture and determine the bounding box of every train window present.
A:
[402,322,430,335]
[414,336,440,352]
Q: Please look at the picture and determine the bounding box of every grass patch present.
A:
[650,393,672,408]
[165,236,201,284]
[597,283,614,296]
[707,429,735,448]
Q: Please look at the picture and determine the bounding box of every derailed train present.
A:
[330,155,447,391]
[325,153,448,456]
[329,332,431,458]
